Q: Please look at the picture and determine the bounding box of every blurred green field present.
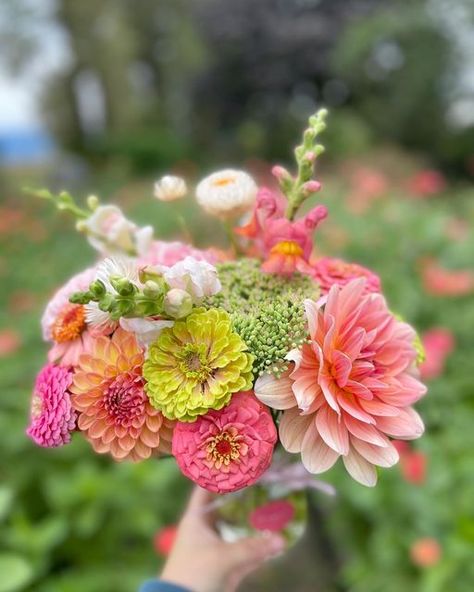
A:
[1,160,474,592]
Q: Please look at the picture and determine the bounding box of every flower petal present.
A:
[279,408,313,453]
[343,447,377,487]
[254,371,296,410]
[315,406,349,455]
[301,427,339,474]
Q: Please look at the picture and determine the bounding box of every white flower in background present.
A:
[163,288,193,319]
[119,317,174,347]
[196,169,258,219]
[159,257,221,303]
[154,175,187,202]
[79,205,153,256]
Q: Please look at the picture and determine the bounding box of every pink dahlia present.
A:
[42,268,97,366]
[70,328,172,461]
[255,279,427,486]
[311,257,381,295]
[172,391,277,493]
[26,364,77,447]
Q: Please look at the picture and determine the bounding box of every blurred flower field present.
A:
[1,156,474,591]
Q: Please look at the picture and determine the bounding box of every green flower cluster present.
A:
[204,259,319,377]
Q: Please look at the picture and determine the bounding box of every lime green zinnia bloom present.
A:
[143,308,254,421]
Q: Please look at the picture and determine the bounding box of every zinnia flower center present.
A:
[270,240,304,257]
[178,345,212,381]
[205,429,242,467]
[52,304,86,343]
[102,373,146,426]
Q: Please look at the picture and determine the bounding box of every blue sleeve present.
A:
[138,580,192,592]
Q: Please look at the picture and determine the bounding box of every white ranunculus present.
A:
[154,175,187,202]
[81,205,153,256]
[195,169,258,219]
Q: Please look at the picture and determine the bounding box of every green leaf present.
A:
[0,554,34,592]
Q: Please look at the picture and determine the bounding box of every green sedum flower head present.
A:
[205,259,319,377]
[143,308,254,422]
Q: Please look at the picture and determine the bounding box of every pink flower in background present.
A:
[154,525,178,556]
[409,170,446,197]
[172,391,277,493]
[421,259,474,297]
[140,240,225,267]
[256,279,427,486]
[420,328,455,380]
[311,257,381,295]
[393,441,427,484]
[0,329,21,357]
[236,187,327,275]
[42,268,97,366]
[410,538,442,567]
[26,364,76,447]
[346,167,388,213]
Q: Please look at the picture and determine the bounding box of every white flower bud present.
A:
[154,175,187,202]
[164,288,193,319]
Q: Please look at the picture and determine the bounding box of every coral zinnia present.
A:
[143,308,254,421]
[255,279,427,486]
[26,364,76,447]
[311,257,381,295]
[70,328,171,461]
[172,391,277,493]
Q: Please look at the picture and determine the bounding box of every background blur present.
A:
[1,0,474,591]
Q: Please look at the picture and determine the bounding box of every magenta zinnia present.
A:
[70,328,171,461]
[255,279,427,486]
[172,391,277,493]
[26,363,77,447]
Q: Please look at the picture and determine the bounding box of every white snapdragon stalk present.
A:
[154,175,187,202]
[196,169,257,219]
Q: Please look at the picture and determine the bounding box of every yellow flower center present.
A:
[212,176,235,187]
[52,304,86,343]
[270,240,304,257]
[178,345,212,382]
[205,430,242,468]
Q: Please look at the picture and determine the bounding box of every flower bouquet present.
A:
[27,110,427,543]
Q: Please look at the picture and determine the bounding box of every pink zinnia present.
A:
[255,279,427,486]
[311,257,381,295]
[172,391,277,493]
[408,169,446,197]
[421,259,474,297]
[26,364,77,447]
[42,268,97,366]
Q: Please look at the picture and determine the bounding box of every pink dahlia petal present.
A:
[315,406,349,455]
[26,364,76,448]
[375,407,424,440]
[278,407,314,453]
[301,428,339,474]
[351,436,399,468]
[172,392,277,493]
[254,371,297,410]
[342,448,377,487]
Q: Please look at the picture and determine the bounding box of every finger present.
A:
[185,486,215,517]
[224,532,286,570]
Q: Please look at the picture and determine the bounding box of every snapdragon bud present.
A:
[302,180,322,196]
[164,288,193,319]
[143,280,162,298]
[87,194,99,210]
[89,279,106,298]
[109,276,137,297]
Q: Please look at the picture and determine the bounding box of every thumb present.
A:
[224,532,286,571]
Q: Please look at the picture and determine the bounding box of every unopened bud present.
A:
[110,276,136,296]
[163,288,193,319]
[89,279,106,298]
[271,165,291,181]
[143,280,161,298]
[302,180,322,195]
[87,194,99,210]
[303,151,316,163]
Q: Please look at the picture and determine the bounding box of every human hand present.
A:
[160,486,286,592]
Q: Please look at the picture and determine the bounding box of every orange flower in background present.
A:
[420,259,474,297]
[71,328,173,461]
[410,538,442,567]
